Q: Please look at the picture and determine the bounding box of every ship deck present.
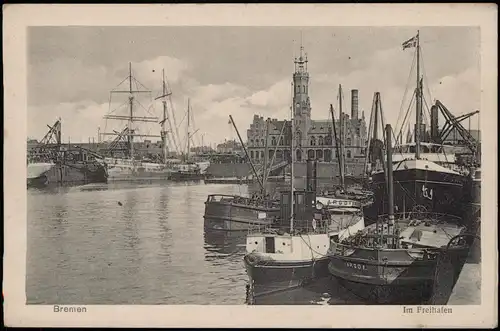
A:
[339,212,465,251]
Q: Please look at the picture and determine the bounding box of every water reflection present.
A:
[203,230,247,261]
[156,186,173,264]
[122,190,141,251]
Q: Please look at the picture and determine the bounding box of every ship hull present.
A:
[371,166,466,223]
[328,247,438,304]
[244,255,330,300]
[168,172,206,181]
[107,169,172,181]
[328,244,470,304]
[204,199,279,231]
[27,162,107,188]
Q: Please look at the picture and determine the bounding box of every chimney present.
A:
[351,89,359,120]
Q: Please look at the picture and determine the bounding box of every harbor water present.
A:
[27,181,478,305]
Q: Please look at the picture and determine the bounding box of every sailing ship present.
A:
[327,123,472,304]
[369,31,473,223]
[168,98,211,181]
[27,119,108,188]
[244,89,365,302]
[99,64,178,181]
[203,115,284,231]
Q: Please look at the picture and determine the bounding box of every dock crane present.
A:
[431,100,480,164]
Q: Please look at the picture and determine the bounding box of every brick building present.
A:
[246,46,367,164]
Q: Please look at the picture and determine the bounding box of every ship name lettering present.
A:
[345,262,367,270]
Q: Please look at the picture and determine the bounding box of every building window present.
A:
[261,139,264,146]
[347,138,352,146]
[255,151,260,159]
[307,149,315,160]
[271,137,277,146]
[347,150,352,158]
[356,127,360,135]
[279,137,284,146]
[250,151,254,159]
[296,149,302,162]
[324,149,332,162]
[318,136,324,146]
[269,150,274,159]
[325,135,332,145]
[316,149,323,160]
[310,136,316,146]
[250,139,254,146]
[296,131,302,147]
[261,151,264,159]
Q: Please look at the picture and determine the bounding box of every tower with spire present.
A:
[293,41,311,119]
[246,36,367,168]
[292,37,312,157]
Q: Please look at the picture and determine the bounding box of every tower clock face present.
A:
[296,103,300,109]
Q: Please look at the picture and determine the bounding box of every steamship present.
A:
[328,123,471,304]
[370,31,470,223]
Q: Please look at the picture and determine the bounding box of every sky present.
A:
[27,26,480,150]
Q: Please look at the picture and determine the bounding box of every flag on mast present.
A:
[402,35,418,50]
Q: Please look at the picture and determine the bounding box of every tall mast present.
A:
[128,62,134,159]
[415,30,422,159]
[290,81,295,233]
[102,63,158,159]
[187,98,190,162]
[162,69,168,164]
[229,115,264,191]
[339,84,345,189]
[330,104,342,182]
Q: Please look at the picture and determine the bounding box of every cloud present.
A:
[27,27,480,147]
[28,55,191,106]
[245,79,291,109]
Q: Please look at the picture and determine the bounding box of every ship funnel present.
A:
[351,89,359,120]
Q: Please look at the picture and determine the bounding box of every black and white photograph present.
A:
[4,4,497,328]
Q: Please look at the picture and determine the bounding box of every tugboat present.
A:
[242,71,368,301]
[244,159,366,302]
[327,124,471,304]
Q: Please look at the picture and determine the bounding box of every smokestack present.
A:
[430,105,439,143]
[351,89,359,120]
